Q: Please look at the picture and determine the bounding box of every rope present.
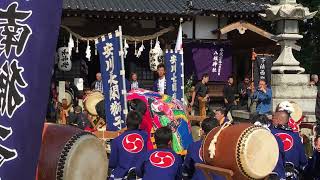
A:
[208,121,232,159]
[60,25,175,42]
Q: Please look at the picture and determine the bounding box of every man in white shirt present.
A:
[129,72,144,90]
[153,64,166,94]
[91,72,103,92]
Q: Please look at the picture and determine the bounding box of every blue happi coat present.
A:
[182,140,225,180]
[135,148,182,180]
[272,135,286,180]
[304,150,320,180]
[109,129,148,179]
[270,126,307,179]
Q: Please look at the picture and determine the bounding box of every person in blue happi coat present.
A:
[109,111,148,180]
[135,126,182,180]
[214,108,230,126]
[153,63,167,94]
[304,135,320,180]
[251,114,286,180]
[129,72,144,90]
[270,111,307,180]
[182,117,226,180]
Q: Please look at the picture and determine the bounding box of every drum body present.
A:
[37,123,108,180]
[202,123,279,180]
[84,92,104,116]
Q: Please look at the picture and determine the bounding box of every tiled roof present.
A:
[192,0,267,13]
[63,0,269,14]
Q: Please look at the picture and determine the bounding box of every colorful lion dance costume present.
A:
[127,89,193,155]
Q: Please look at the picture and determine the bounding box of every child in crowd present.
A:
[182,117,225,180]
[304,135,320,180]
[67,106,93,131]
[109,111,148,179]
[136,127,182,180]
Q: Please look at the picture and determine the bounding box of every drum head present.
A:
[238,127,279,179]
[59,91,73,107]
[84,92,104,116]
[191,126,201,142]
[290,101,303,123]
[58,134,108,180]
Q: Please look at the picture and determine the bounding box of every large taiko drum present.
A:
[84,91,104,116]
[277,101,304,132]
[290,101,303,123]
[202,123,279,180]
[37,123,108,180]
[59,90,73,109]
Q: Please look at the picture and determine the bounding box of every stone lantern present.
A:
[260,0,318,122]
[260,0,317,73]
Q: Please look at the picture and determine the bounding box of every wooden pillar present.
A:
[58,81,65,103]
[199,99,206,117]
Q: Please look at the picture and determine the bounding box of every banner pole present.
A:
[119,26,128,129]
[251,48,256,95]
[251,48,256,82]
[181,49,185,103]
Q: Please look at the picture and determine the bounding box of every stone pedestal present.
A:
[271,74,317,122]
[272,34,305,74]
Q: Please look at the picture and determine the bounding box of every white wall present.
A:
[182,15,228,40]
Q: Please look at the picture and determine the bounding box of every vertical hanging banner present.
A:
[96,29,127,131]
[184,43,232,82]
[209,45,232,81]
[254,55,273,87]
[0,1,62,179]
[165,50,184,101]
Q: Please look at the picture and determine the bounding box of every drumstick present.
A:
[94,118,106,129]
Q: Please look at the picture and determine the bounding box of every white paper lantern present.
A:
[149,40,164,71]
[68,33,74,56]
[57,47,72,71]
[86,40,91,61]
[136,41,145,58]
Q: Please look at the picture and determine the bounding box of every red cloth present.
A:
[84,126,95,132]
[288,116,304,133]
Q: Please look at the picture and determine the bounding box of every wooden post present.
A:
[195,163,234,180]
[199,98,207,117]
[58,81,65,103]
[58,81,66,124]
[195,163,271,180]
[74,78,84,109]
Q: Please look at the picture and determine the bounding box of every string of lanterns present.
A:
[58,25,172,71]
[61,25,173,59]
